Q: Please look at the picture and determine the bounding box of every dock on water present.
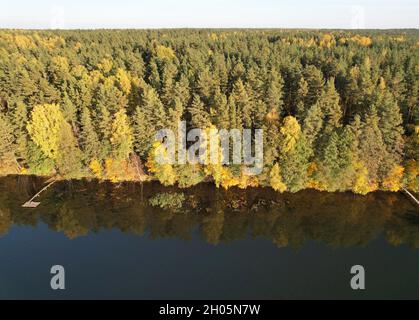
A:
[402,188,419,206]
[22,180,57,208]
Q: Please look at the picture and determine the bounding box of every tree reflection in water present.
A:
[0,176,417,249]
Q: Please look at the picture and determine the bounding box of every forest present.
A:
[0,29,417,194]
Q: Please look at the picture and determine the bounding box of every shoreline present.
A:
[2,174,417,198]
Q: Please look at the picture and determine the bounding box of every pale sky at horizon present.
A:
[1,0,418,30]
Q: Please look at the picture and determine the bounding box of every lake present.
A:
[0,176,418,300]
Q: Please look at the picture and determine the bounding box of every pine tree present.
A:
[303,103,324,147]
[228,96,241,130]
[0,113,16,168]
[55,121,83,178]
[320,78,343,135]
[161,62,177,106]
[359,57,376,110]
[359,106,388,183]
[97,105,112,159]
[173,74,191,107]
[304,65,325,107]
[133,86,168,158]
[80,107,101,164]
[264,119,281,166]
[11,100,29,165]
[232,79,252,128]
[317,132,340,191]
[61,93,77,128]
[376,88,405,166]
[148,59,161,92]
[197,67,215,104]
[133,106,151,158]
[168,97,184,132]
[189,94,211,128]
[265,67,284,117]
[296,77,309,119]
[212,88,229,129]
[143,86,168,129]
[279,117,312,192]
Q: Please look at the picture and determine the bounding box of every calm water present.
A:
[0,176,418,300]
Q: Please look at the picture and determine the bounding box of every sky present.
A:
[1,0,418,29]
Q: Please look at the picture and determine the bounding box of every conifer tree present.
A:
[55,122,83,178]
[304,65,325,107]
[232,79,252,128]
[279,117,312,192]
[11,100,29,165]
[320,78,343,135]
[80,107,101,164]
[265,67,284,117]
[376,88,405,166]
[0,113,17,170]
[359,106,388,183]
[97,105,112,159]
[303,103,324,147]
[133,86,168,158]
[212,89,229,129]
[189,94,211,128]
[296,77,309,119]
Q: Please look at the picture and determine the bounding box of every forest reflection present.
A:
[0,176,418,249]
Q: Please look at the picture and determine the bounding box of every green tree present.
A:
[359,106,388,183]
[189,94,211,128]
[80,107,101,164]
[0,113,18,173]
[279,117,312,192]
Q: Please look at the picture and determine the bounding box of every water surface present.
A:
[0,176,418,299]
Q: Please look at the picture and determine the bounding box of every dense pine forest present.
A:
[0,29,417,194]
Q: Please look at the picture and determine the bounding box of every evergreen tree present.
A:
[303,103,324,147]
[319,78,343,135]
[376,88,405,166]
[279,117,312,192]
[0,113,17,171]
[97,105,112,159]
[189,94,211,128]
[359,106,388,183]
[232,79,252,128]
[212,88,229,129]
[11,100,29,165]
[55,122,83,178]
[265,67,284,116]
[304,65,325,107]
[80,107,101,164]
[296,77,309,119]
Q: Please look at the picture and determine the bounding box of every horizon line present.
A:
[1,27,419,31]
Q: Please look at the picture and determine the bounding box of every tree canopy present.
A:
[0,29,417,193]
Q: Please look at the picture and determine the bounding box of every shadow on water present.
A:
[0,175,418,249]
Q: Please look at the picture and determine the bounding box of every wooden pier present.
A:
[22,180,57,208]
[402,188,419,206]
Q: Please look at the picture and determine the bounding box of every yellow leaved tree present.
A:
[270,163,287,193]
[146,141,177,186]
